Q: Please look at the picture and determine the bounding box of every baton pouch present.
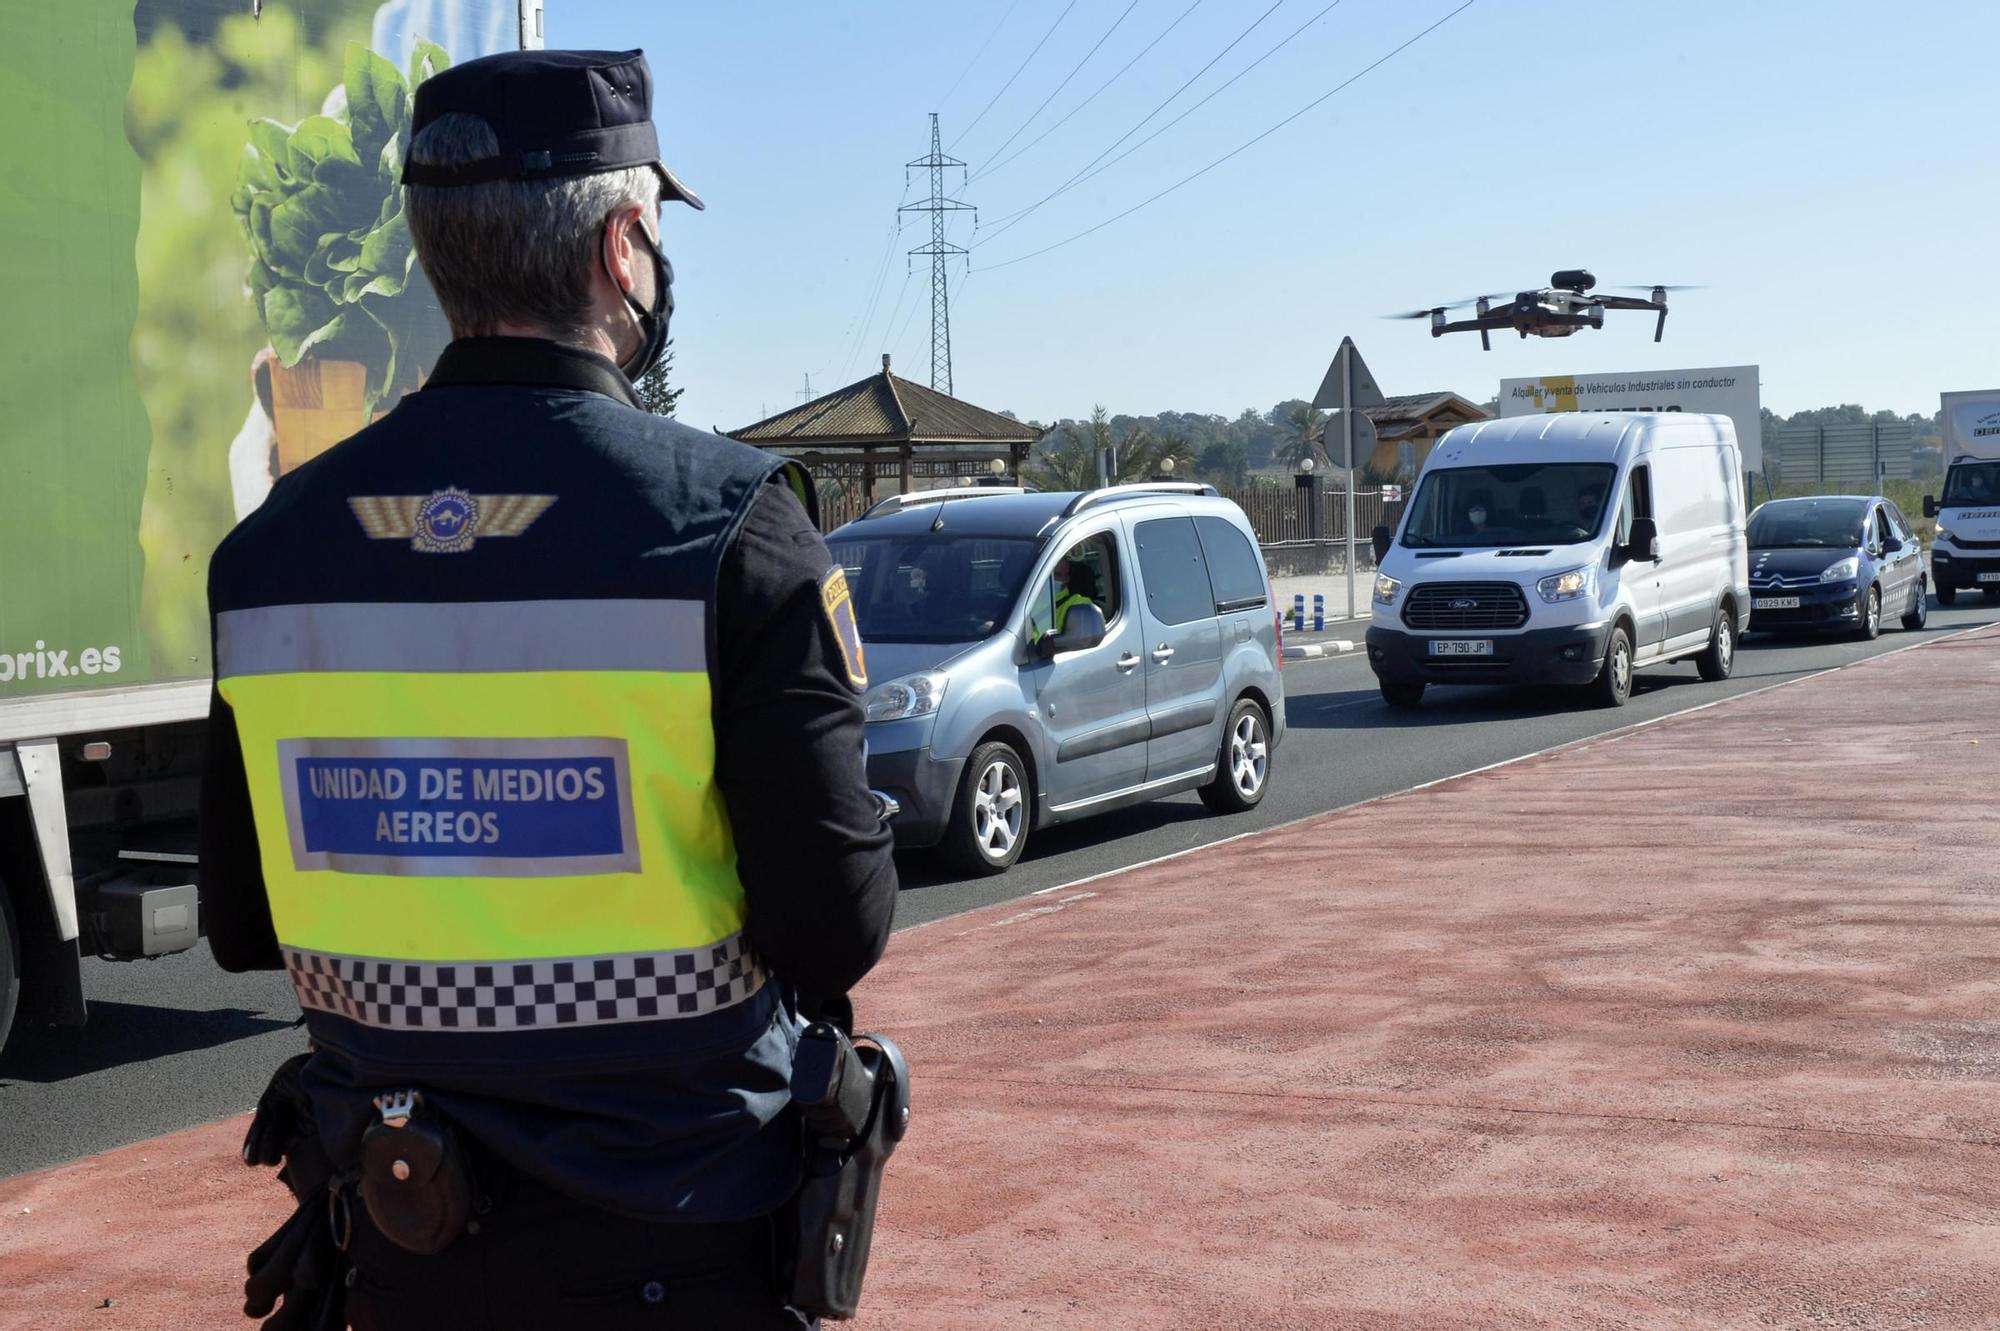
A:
[784,1028,911,1320]
[357,1090,475,1257]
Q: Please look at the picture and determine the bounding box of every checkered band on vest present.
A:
[284,936,764,1031]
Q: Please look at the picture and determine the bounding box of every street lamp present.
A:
[1299,456,1315,475]
[1160,457,1176,476]
[988,457,1006,476]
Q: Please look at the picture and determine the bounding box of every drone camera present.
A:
[1551,268,1596,292]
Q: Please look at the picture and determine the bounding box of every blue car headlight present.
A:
[1819,556,1859,583]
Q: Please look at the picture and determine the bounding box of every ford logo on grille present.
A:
[1449,597,1478,610]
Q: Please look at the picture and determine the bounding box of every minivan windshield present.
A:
[1746,498,1866,549]
[827,533,1042,643]
[1940,459,2000,507]
[1401,463,1617,548]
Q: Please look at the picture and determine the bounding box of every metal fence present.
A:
[1773,422,1915,487]
[813,482,1402,558]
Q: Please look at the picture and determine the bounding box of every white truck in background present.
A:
[0,1,539,1053]
[1926,390,2000,605]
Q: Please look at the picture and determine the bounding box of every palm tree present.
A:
[1276,402,1326,469]
[1023,406,1195,491]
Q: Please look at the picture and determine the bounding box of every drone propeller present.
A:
[1614,284,1704,292]
[1383,296,1487,320]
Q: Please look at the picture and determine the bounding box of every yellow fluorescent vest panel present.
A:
[218,670,745,960]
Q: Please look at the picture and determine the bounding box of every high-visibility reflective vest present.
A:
[1053,589,1093,633]
[208,353,818,1219]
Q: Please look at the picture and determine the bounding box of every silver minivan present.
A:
[831,484,1286,875]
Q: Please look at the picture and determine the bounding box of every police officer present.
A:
[199,48,898,1330]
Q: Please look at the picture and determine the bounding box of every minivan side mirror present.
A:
[1923,495,1938,518]
[1371,524,1393,563]
[1626,516,1661,563]
[1036,602,1107,658]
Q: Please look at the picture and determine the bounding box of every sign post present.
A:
[1314,337,1387,617]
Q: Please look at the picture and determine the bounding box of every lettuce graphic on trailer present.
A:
[230,40,453,472]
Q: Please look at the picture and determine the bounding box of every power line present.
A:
[977,0,1351,247]
[901,114,976,394]
[836,212,908,385]
[950,0,1082,152]
[936,0,1026,111]
[966,0,1144,180]
[972,1,1283,233]
[976,0,1481,273]
[966,0,1205,187]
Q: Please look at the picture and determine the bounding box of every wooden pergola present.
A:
[732,355,1042,503]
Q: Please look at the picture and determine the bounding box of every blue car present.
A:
[1745,495,1928,639]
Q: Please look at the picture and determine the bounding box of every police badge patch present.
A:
[819,566,868,691]
[348,490,557,553]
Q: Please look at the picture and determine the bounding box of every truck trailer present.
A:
[0,0,543,1051]
[1926,389,2000,605]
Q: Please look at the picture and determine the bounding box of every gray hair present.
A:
[405,112,661,339]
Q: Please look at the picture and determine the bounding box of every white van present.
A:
[1366,412,1748,708]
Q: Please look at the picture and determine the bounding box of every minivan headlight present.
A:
[1536,565,1595,603]
[1373,573,1402,606]
[1934,525,1957,547]
[863,671,948,723]
[1819,556,1859,583]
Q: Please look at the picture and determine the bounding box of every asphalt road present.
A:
[3,598,1995,1177]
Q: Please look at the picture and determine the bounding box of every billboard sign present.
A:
[1,1,517,719]
[1498,365,1762,474]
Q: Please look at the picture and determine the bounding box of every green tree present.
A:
[1275,401,1327,469]
[633,340,682,416]
[1196,439,1249,486]
[1024,406,1193,490]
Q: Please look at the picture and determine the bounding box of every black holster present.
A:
[782,1023,911,1320]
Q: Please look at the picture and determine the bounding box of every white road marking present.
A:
[994,622,1996,905]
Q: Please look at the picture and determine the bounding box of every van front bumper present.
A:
[864,745,960,849]
[1366,622,1611,689]
[1932,549,2000,592]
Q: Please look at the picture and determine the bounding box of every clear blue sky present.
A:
[554,0,1998,431]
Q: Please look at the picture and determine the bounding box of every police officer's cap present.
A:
[402,48,703,209]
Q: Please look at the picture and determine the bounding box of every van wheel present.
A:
[1380,681,1425,709]
[1858,584,1882,640]
[1935,582,1956,606]
[1592,625,1633,707]
[1695,606,1735,681]
[1200,699,1271,813]
[0,887,20,1056]
[1901,579,1928,630]
[942,742,1029,876]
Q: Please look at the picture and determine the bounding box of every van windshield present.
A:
[1401,463,1617,548]
[1941,460,2000,507]
[1746,499,1866,549]
[827,534,1043,643]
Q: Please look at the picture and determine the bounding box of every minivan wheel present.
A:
[1935,581,1957,606]
[1200,699,1271,814]
[1901,579,1928,630]
[942,741,1029,875]
[1695,606,1735,682]
[1379,681,1425,709]
[1858,584,1882,640]
[1592,624,1633,708]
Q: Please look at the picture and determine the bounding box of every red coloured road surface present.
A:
[4,627,1997,1329]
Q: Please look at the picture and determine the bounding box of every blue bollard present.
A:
[1312,593,1324,632]
[1292,593,1304,633]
